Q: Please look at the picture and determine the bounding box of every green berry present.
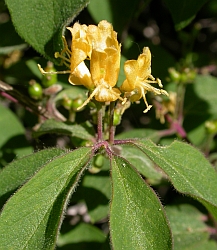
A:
[42,74,57,88]
[62,97,73,110]
[41,62,57,87]
[71,98,84,111]
[28,81,43,100]
[205,120,217,134]
[168,68,180,82]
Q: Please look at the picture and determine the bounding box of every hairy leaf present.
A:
[0,147,91,249]
[5,0,90,63]
[110,155,172,250]
[0,148,67,209]
[134,139,217,220]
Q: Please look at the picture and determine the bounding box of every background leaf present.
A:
[165,204,215,250]
[33,119,94,141]
[184,75,217,145]
[0,147,91,250]
[134,139,217,220]
[120,144,163,182]
[163,0,209,30]
[57,222,106,249]
[82,158,111,223]
[0,104,32,167]
[88,0,141,35]
[5,0,90,63]
[110,155,172,250]
[0,148,67,209]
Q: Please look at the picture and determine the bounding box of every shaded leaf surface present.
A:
[110,155,172,250]
[0,147,91,250]
[0,148,67,209]
[5,0,90,63]
[88,0,140,35]
[0,104,32,167]
[33,119,94,141]
[134,139,217,219]
[82,158,111,223]
[57,223,106,249]
[163,0,208,30]
[166,204,209,250]
[120,144,163,181]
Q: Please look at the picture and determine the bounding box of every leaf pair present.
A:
[0,143,173,249]
[1,139,216,249]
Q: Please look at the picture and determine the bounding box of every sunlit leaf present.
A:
[0,148,67,209]
[5,0,90,63]
[110,155,172,250]
[0,147,91,249]
[134,139,217,220]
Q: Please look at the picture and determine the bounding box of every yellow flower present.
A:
[39,20,125,110]
[120,47,168,113]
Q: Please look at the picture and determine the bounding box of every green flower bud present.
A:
[113,110,121,126]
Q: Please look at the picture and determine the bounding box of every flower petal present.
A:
[120,60,138,91]
[67,24,91,71]
[68,61,94,89]
[137,47,152,79]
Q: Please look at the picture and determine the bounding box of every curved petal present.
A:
[95,85,121,102]
[129,87,142,102]
[137,47,152,79]
[120,60,138,91]
[67,25,91,71]
[68,61,93,89]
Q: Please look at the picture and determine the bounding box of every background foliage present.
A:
[1,0,217,249]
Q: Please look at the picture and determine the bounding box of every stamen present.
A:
[62,36,72,57]
[77,87,99,110]
[37,64,71,75]
[156,78,163,88]
[54,52,71,63]
[140,87,152,113]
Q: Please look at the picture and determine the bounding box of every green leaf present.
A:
[0,147,92,250]
[0,104,32,167]
[185,75,217,118]
[165,204,209,250]
[87,0,141,34]
[133,139,217,220]
[120,145,163,182]
[0,148,67,209]
[116,128,160,143]
[184,75,217,145]
[5,0,90,63]
[110,155,172,250]
[163,0,208,30]
[57,223,106,249]
[33,119,94,141]
[82,158,111,223]
[54,86,87,103]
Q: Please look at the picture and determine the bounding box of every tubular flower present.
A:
[39,20,125,110]
[120,47,168,113]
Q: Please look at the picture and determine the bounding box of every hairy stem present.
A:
[97,106,103,142]
[108,102,115,144]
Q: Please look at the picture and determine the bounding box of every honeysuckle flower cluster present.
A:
[38,20,168,113]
